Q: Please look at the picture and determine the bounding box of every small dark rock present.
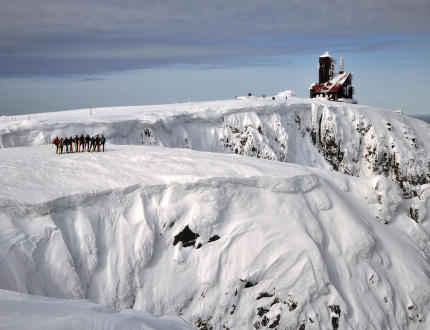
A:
[208,235,220,242]
[257,307,270,317]
[271,297,280,306]
[253,321,261,329]
[230,304,236,315]
[173,225,199,248]
[257,126,264,135]
[256,292,274,300]
[299,323,306,330]
[241,279,258,288]
[196,243,203,249]
[409,207,419,222]
[269,314,280,328]
[287,297,298,311]
[261,316,269,326]
[329,305,341,316]
[331,316,339,330]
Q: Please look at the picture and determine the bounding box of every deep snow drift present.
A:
[0,95,429,329]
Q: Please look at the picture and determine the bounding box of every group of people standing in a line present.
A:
[52,134,106,154]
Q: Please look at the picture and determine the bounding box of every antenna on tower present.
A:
[340,57,344,73]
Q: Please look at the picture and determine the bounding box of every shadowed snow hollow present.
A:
[1,145,429,329]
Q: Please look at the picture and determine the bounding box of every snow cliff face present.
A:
[0,96,430,329]
[1,146,430,329]
[1,97,428,198]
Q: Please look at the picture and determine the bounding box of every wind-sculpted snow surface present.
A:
[0,289,192,330]
[0,95,428,197]
[1,146,429,329]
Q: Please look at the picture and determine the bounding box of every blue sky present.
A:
[1,0,429,115]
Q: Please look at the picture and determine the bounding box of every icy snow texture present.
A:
[0,95,430,329]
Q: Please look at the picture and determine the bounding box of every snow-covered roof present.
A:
[310,72,351,93]
[319,51,332,58]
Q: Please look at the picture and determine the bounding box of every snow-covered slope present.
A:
[0,289,191,330]
[1,95,428,197]
[1,145,430,329]
[0,95,429,329]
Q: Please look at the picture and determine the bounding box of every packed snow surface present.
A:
[0,94,429,329]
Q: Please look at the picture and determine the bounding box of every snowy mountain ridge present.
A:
[0,94,430,329]
[1,94,428,198]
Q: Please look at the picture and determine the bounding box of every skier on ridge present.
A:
[101,135,106,152]
[52,136,60,154]
[90,136,95,152]
[74,135,79,152]
[79,134,85,152]
[96,134,101,152]
[64,137,69,153]
[85,134,90,152]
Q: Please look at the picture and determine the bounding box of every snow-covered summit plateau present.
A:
[0,94,429,329]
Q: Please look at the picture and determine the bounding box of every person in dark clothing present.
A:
[59,138,64,154]
[79,134,85,152]
[85,135,91,152]
[53,136,60,154]
[101,135,106,152]
[96,134,101,152]
[69,136,74,153]
[74,135,79,152]
[64,137,69,153]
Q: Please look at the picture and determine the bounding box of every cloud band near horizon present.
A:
[1,0,430,76]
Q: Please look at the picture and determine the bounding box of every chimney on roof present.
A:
[319,51,334,84]
[339,57,344,74]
